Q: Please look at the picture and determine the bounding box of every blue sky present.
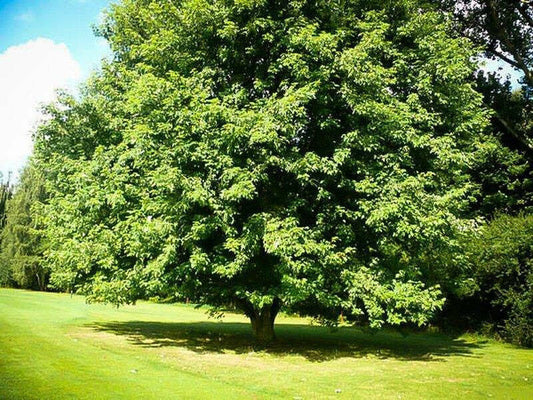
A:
[0,0,112,180]
[0,0,112,76]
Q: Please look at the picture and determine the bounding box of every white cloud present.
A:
[0,38,81,181]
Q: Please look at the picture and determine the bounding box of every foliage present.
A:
[36,0,496,340]
[438,0,532,84]
[465,72,533,215]
[0,174,13,286]
[434,0,533,221]
[428,3,533,346]
[0,162,49,290]
[466,213,533,347]
[436,0,533,158]
[0,173,12,231]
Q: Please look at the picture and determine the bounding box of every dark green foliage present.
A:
[437,0,532,85]
[435,0,533,217]
[428,1,533,347]
[467,213,533,347]
[476,74,532,156]
[468,72,533,215]
[0,174,12,231]
[0,175,13,286]
[0,162,49,290]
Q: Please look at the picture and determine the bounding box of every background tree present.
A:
[0,162,49,290]
[430,1,533,338]
[0,174,13,286]
[435,0,533,214]
[439,0,532,82]
[38,0,496,342]
[466,213,533,347]
[467,72,533,214]
[436,0,532,163]
[0,173,12,229]
[440,0,533,210]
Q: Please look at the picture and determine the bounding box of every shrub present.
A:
[468,213,533,347]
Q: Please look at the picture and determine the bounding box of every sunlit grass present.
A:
[0,288,531,399]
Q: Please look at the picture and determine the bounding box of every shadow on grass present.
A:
[90,320,484,362]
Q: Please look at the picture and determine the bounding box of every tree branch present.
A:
[487,48,522,70]
[234,298,256,319]
[484,0,533,85]
[491,108,533,159]
[517,4,533,29]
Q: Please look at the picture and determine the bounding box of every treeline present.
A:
[0,164,48,290]
[0,175,13,286]
[0,0,531,346]
[0,175,11,229]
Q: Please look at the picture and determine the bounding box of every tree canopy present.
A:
[35,0,498,341]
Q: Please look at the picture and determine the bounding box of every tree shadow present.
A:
[90,320,484,362]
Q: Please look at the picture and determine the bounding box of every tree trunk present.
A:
[250,308,277,343]
[239,297,281,343]
[38,271,46,291]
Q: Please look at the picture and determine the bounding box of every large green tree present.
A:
[38,0,494,341]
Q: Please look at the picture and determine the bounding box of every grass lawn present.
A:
[0,289,531,399]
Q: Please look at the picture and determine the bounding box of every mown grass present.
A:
[0,288,531,399]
